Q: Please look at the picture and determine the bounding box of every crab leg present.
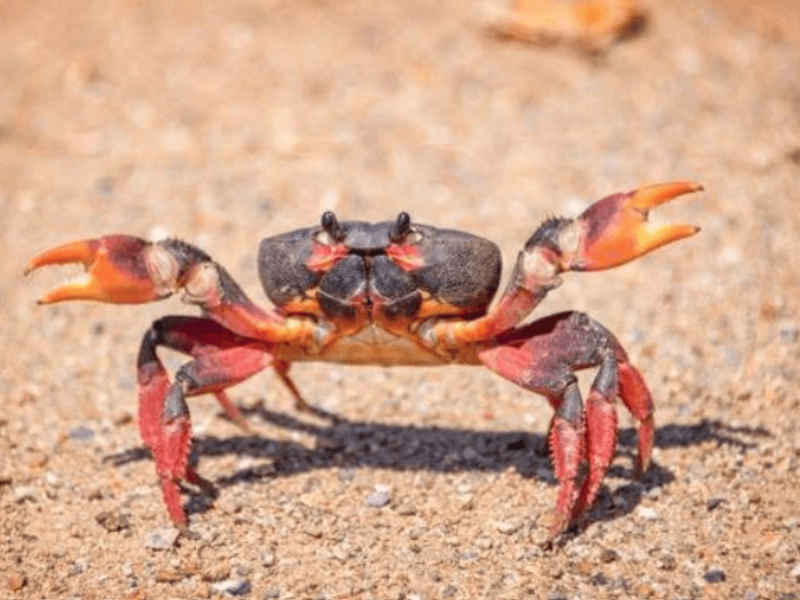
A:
[25,235,316,345]
[136,316,315,527]
[479,311,652,536]
[423,181,701,350]
[139,316,309,426]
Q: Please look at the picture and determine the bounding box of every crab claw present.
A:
[569,181,702,271]
[25,235,177,304]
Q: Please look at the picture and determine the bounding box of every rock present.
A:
[143,527,179,550]
[212,579,251,596]
[637,507,658,520]
[365,486,391,508]
[395,502,417,516]
[68,561,87,576]
[703,569,726,583]
[95,509,130,532]
[13,486,37,503]
[68,425,95,441]
[600,549,620,563]
[155,566,187,583]
[495,520,522,535]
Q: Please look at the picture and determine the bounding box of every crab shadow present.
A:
[108,403,769,530]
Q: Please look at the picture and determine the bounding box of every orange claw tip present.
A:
[628,181,704,212]
[24,239,100,276]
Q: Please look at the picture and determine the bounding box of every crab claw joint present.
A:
[24,235,179,304]
[570,181,702,271]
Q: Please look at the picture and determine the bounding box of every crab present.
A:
[26,181,701,536]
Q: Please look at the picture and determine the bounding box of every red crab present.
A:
[26,181,701,536]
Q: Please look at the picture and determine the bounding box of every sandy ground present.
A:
[2,1,800,599]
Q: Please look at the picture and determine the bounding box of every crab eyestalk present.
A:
[24,235,181,304]
[564,181,702,271]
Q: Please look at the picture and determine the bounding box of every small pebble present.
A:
[261,551,275,567]
[637,507,658,520]
[155,566,186,583]
[68,561,87,576]
[395,502,417,516]
[600,549,619,563]
[143,527,179,550]
[365,487,391,508]
[703,569,726,583]
[13,486,37,503]
[95,510,130,532]
[790,563,800,580]
[68,425,95,442]
[212,579,251,596]
[495,520,522,535]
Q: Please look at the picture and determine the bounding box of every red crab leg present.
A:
[479,311,653,536]
[25,235,317,346]
[423,181,701,350]
[137,318,284,527]
[136,316,316,527]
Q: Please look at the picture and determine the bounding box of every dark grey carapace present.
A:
[258,211,503,322]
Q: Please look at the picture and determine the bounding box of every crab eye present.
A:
[391,211,422,244]
[318,210,344,244]
[391,212,411,240]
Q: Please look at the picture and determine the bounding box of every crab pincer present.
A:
[565,181,702,271]
[24,235,180,304]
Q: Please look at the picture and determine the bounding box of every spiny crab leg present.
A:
[24,235,174,304]
[564,180,702,271]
